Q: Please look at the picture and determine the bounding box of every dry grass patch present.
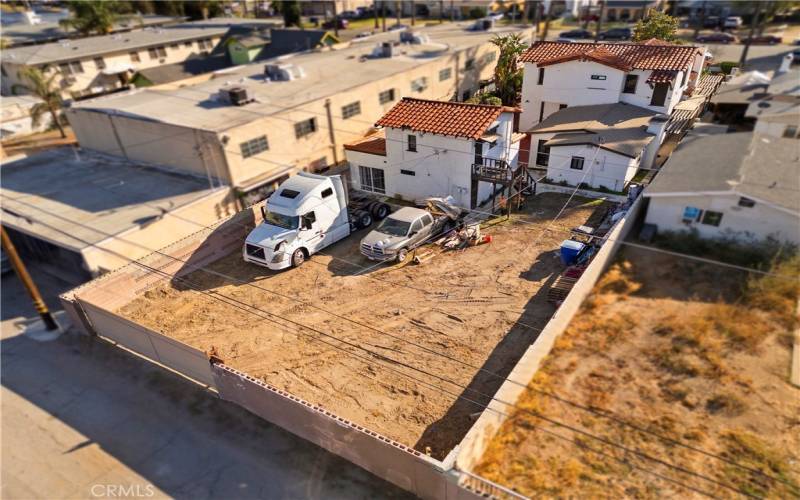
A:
[474,248,800,498]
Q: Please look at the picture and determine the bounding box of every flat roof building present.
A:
[1,18,283,100]
[0,148,236,277]
[66,22,533,205]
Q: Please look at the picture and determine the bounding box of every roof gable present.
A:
[375,98,516,139]
[521,41,699,72]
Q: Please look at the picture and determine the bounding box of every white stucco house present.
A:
[529,102,669,192]
[644,129,800,245]
[518,40,705,131]
[344,98,524,209]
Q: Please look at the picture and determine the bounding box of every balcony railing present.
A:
[472,157,510,183]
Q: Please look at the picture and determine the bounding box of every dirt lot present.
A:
[475,247,800,498]
[117,193,609,459]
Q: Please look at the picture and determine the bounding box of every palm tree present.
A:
[12,67,67,138]
[490,33,526,106]
[59,1,140,36]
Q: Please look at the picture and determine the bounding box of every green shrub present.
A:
[719,61,738,75]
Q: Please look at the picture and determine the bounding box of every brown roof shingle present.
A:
[344,131,386,156]
[520,41,699,71]
[375,98,516,139]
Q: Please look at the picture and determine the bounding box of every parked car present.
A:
[696,32,736,44]
[703,16,720,29]
[559,29,592,39]
[597,27,631,41]
[792,47,800,63]
[340,10,358,19]
[388,22,409,31]
[723,16,743,29]
[747,34,782,45]
[322,18,349,29]
[354,31,373,39]
[360,207,451,263]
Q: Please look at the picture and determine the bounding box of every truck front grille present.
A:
[361,243,385,256]
[246,244,266,260]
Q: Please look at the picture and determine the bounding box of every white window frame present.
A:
[359,166,385,194]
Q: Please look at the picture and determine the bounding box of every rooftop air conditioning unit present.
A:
[264,63,304,81]
[223,86,253,106]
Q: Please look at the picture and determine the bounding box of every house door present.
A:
[650,83,669,106]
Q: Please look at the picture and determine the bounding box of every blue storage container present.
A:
[560,240,586,266]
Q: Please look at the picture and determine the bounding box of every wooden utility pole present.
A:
[331,0,339,38]
[382,0,387,31]
[439,0,444,23]
[533,0,541,37]
[522,0,529,24]
[739,0,764,69]
[450,0,454,22]
[411,0,415,25]
[374,0,380,28]
[1,227,58,331]
[594,1,605,41]
[541,1,554,40]
[693,0,707,41]
[395,1,401,25]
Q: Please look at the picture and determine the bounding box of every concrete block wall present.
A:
[454,196,643,479]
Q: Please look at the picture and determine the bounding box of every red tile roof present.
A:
[538,46,632,71]
[344,131,386,156]
[375,98,517,139]
[520,41,699,71]
[646,69,677,84]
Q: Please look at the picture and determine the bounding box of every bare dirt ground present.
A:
[476,247,800,498]
[117,193,609,459]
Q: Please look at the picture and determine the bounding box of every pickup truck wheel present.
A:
[291,248,306,267]
[396,248,408,263]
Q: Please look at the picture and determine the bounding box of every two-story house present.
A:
[518,40,705,131]
[344,98,523,209]
[529,102,669,192]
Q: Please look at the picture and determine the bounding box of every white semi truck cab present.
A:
[243,172,390,270]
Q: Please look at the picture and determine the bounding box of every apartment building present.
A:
[66,23,532,206]
[518,39,705,131]
[1,18,281,100]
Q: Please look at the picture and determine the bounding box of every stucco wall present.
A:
[541,141,638,191]
[67,108,230,183]
[644,193,800,244]
[520,61,688,131]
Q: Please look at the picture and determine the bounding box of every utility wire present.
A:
[2,208,762,499]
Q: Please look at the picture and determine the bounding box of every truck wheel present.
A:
[358,211,373,228]
[372,203,389,220]
[396,248,408,263]
[291,248,306,267]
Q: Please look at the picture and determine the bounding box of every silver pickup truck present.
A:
[360,206,450,263]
